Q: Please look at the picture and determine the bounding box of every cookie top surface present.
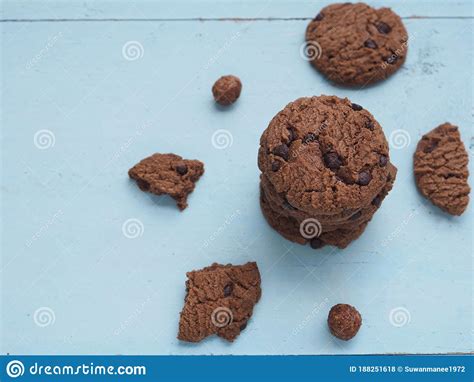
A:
[414,123,470,215]
[128,153,204,210]
[258,95,392,214]
[305,2,408,86]
[177,262,261,343]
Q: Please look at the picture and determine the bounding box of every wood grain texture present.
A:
[0,0,472,355]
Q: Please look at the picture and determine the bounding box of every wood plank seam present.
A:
[1,16,473,22]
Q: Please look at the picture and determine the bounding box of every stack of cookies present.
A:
[258,95,397,249]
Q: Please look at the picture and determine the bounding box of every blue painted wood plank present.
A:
[1,0,473,20]
[0,1,472,355]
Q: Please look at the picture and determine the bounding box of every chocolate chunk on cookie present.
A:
[414,123,470,215]
[305,3,408,87]
[128,153,204,210]
[177,262,261,343]
[212,75,242,106]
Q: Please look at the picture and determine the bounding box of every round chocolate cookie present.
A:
[258,95,392,215]
[305,3,408,87]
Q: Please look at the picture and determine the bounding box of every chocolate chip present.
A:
[271,161,281,172]
[379,155,388,167]
[287,128,296,143]
[357,171,372,186]
[176,164,188,175]
[239,322,247,331]
[223,283,234,297]
[323,152,342,170]
[350,211,362,220]
[136,179,150,191]
[372,195,382,207]
[365,120,374,130]
[315,13,324,21]
[351,103,363,111]
[423,141,438,153]
[273,144,289,161]
[364,39,378,49]
[303,132,317,144]
[310,238,324,249]
[376,22,392,34]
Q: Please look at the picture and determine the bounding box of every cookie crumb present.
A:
[328,304,362,340]
[212,75,242,106]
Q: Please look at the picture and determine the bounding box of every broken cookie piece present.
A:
[414,123,470,215]
[178,262,261,343]
[128,153,204,210]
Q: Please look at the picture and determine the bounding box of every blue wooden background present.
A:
[1,0,472,355]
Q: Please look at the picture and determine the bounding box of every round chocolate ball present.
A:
[212,75,242,106]
[327,303,362,340]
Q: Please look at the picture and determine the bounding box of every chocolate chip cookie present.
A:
[305,3,408,87]
[178,262,261,343]
[129,153,204,210]
[258,95,396,249]
[414,123,470,215]
[258,96,392,214]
